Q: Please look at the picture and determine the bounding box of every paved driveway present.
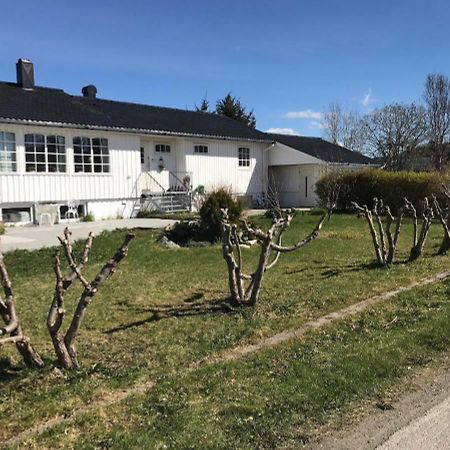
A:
[0,218,175,252]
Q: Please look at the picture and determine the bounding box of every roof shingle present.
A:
[0,82,270,142]
[267,133,374,165]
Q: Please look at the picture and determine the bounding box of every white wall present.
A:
[183,138,268,196]
[0,123,141,206]
[0,123,270,218]
[269,164,320,207]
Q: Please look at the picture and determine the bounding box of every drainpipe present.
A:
[263,141,276,194]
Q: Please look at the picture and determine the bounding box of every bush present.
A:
[316,169,447,212]
[199,188,242,241]
[81,213,95,222]
[0,222,4,235]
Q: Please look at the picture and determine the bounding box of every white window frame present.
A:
[0,131,16,172]
[24,133,66,173]
[194,144,208,154]
[155,144,171,153]
[238,147,250,167]
[73,137,110,173]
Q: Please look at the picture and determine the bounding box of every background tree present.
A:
[423,73,450,170]
[364,103,426,171]
[323,103,367,153]
[195,96,210,113]
[215,93,256,128]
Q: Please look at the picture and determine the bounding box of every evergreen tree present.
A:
[215,93,256,128]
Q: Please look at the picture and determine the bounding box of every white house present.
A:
[0,59,373,224]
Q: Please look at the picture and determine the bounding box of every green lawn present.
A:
[1,214,449,448]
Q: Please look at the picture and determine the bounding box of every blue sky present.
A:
[1,0,450,136]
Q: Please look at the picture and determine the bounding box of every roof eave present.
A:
[0,117,273,144]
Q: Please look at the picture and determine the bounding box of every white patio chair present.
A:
[65,200,79,220]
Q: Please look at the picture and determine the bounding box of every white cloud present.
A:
[265,127,298,135]
[308,121,327,130]
[284,109,323,120]
[361,89,376,107]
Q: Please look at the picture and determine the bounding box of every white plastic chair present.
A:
[65,201,79,220]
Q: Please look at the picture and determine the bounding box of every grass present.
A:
[1,213,449,448]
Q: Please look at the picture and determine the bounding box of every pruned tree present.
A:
[0,251,44,367]
[364,103,427,171]
[433,186,450,254]
[423,73,450,171]
[47,228,134,369]
[220,205,333,307]
[351,198,408,266]
[408,198,433,261]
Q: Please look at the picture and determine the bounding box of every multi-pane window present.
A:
[0,132,16,172]
[155,144,171,153]
[25,134,66,173]
[194,145,208,154]
[238,147,250,167]
[73,137,110,173]
[140,147,145,164]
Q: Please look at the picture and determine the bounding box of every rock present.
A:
[158,236,180,248]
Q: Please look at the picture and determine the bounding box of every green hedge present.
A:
[0,222,4,236]
[316,169,448,212]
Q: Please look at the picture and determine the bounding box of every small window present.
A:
[194,145,208,154]
[140,147,145,164]
[155,144,171,153]
[73,137,109,173]
[25,134,66,173]
[305,175,308,198]
[238,147,250,167]
[0,131,16,172]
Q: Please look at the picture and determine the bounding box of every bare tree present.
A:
[364,103,427,171]
[351,198,408,266]
[47,229,134,369]
[220,200,335,307]
[0,251,44,367]
[423,73,450,171]
[323,103,367,153]
[431,187,450,254]
[408,198,433,261]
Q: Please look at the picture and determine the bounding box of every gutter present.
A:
[0,117,273,144]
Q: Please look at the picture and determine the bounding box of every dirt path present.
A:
[5,269,450,448]
[307,354,450,450]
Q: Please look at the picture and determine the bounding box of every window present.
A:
[194,145,208,154]
[25,134,66,173]
[0,132,16,172]
[155,144,171,153]
[73,137,110,173]
[305,175,308,198]
[238,147,250,167]
[140,147,145,164]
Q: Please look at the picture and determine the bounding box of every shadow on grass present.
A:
[321,261,383,278]
[104,294,239,334]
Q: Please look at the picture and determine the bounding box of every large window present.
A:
[194,145,208,154]
[25,134,66,173]
[155,144,171,153]
[238,147,250,167]
[73,137,110,173]
[0,132,16,172]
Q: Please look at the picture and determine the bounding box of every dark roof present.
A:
[0,82,270,142]
[267,133,374,165]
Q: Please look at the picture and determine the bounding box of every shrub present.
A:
[166,221,201,246]
[0,222,4,235]
[316,169,447,212]
[199,188,243,241]
[81,213,95,222]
